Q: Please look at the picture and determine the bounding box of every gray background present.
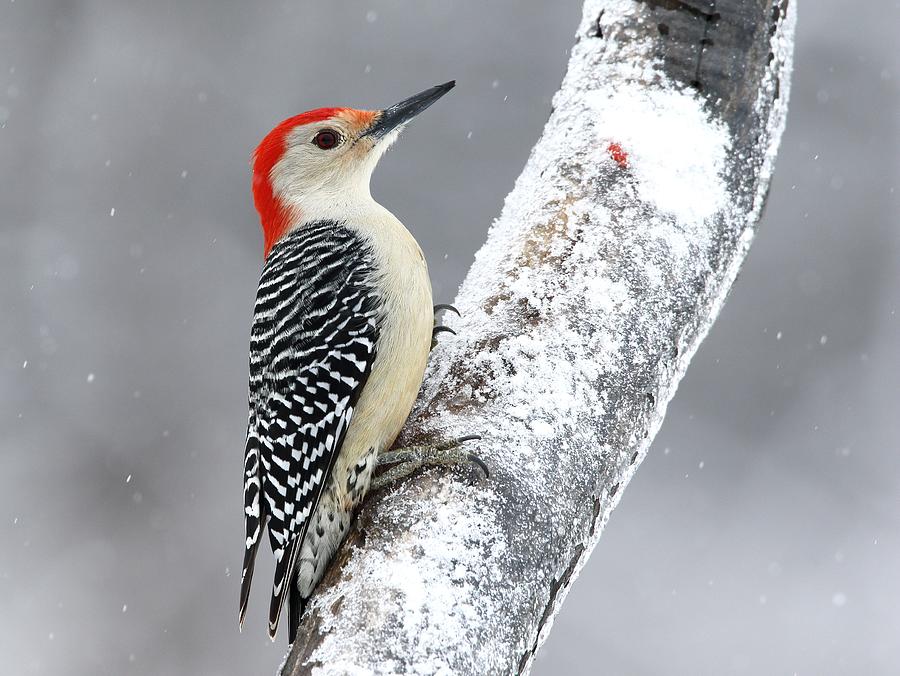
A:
[0,1,896,675]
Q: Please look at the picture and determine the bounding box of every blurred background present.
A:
[0,1,896,674]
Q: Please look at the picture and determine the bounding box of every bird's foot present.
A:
[370,435,487,492]
[431,304,461,351]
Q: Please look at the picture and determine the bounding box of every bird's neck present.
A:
[281,183,408,245]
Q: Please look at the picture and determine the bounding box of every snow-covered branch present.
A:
[283,0,796,673]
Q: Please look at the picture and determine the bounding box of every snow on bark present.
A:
[282,1,796,674]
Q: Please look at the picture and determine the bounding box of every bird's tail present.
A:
[268,537,300,641]
[239,431,264,629]
[288,576,305,645]
[238,535,261,630]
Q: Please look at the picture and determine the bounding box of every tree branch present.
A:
[282,0,796,673]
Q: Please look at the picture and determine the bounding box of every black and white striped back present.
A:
[239,220,382,640]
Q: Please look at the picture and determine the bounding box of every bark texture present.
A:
[282,0,796,673]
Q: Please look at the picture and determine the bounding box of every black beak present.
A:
[364,81,455,139]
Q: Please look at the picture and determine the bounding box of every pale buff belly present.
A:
[334,258,434,503]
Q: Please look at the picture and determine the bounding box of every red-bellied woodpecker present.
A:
[239,81,484,643]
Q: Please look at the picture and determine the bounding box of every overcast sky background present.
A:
[1,1,898,675]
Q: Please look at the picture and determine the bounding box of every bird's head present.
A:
[251,81,455,257]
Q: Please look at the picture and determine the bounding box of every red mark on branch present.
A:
[607,142,628,169]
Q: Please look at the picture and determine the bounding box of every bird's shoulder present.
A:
[249,219,382,403]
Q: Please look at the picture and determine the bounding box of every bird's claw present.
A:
[432,325,457,338]
[431,324,457,350]
[452,434,489,481]
[466,453,490,480]
[435,433,480,450]
[433,303,460,317]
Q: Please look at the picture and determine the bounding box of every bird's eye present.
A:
[312,129,340,150]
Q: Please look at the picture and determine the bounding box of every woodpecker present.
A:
[239,81,481,643]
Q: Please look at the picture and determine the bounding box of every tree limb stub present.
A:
[282,0,795,673]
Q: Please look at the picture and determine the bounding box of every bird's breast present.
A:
[329,208,433,504]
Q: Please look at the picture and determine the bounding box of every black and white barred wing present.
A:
[238,222,380,639]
